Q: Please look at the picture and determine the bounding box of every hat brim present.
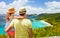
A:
[7,11,15,13]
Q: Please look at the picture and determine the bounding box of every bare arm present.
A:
[5,25,12,32]
[29,28,33,38]
[5,19,15,32]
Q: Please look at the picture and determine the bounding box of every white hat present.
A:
[19,7,26,14]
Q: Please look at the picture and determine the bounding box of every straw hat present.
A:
[7,7,15,13]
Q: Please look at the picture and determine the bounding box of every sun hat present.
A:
[7,7,15,13]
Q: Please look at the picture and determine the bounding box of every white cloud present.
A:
[0,0,60,14]
[23,6,45,14]
[45,1,60,8]
[44,1,60,13]
[0,0,29,14]
[0,1,7,14]
[0,1,6,8]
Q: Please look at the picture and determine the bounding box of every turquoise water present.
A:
[32,20,45,28]
[0,27,6,34]
[32,20,45,29]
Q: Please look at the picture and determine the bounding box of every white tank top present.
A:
[5,15,14,31]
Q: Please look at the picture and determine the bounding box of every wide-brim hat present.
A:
[7,7,15,13]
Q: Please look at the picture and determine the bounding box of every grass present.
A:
[0,34,6,38]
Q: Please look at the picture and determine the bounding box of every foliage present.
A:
[0,34,6,38]
[33,13,60,38]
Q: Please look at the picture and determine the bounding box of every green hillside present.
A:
[36,13,60,25]
[33,13,60,38]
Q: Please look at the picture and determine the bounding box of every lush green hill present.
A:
[36,13,60,24]
[33,13,60,38]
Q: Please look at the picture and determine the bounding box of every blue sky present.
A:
[0,0,14,4]
[0,0,60,8]
[0,0,60,14]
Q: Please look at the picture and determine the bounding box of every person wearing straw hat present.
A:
[5,7,15,38]
[5,7,25,38]
[5,8,33,38]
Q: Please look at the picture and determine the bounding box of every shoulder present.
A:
[12,19,18,22]
[24,19,30,21]
[24,19,31,23]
